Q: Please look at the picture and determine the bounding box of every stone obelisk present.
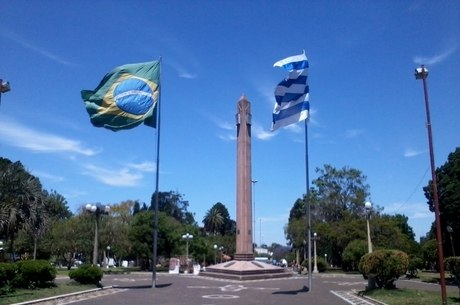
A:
[234,95,254,261]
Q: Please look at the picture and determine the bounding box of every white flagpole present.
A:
[152,57,162,288]
[305,119,312,290]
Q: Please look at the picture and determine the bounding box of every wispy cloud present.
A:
[404,148,424,158]
[32,171,65,183]
[0,118,98,156]
[345,129,364,139]
[0,28,74,66]
[414,46,457,66]
[82,163,144,187]
[252,123,276,140]
[127,161,156,172]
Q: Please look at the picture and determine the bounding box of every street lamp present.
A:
[85,203,110,266]
[415,65,447,305]
[213,244,217,265]
[446,226,456,257]
[106,246,111,268]
[365,201,373,253]
[252,179,258,249]
[313,232,319,273]
[0,79,11,106]
[182,233,193,262]
[324,254,327,266]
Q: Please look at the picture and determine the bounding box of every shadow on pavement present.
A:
[273,285,309,295]
[114,283,173,289]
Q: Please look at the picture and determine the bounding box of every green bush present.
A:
[406,256,424,278]
[0,263,17,287]
[69,264,103,286]
[445,256,460,291]
[12,260,56,289]
[359,249,409,289]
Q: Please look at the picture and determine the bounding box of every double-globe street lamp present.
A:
[313,232,319,273]
[365,201,373,253]
[182,233,193,262]
[86,203,110,266]
[415,65,447,305]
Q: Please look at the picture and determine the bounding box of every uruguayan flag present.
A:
[272,52,309,131]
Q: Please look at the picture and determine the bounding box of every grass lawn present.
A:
[364,288,460,305]
[0,282,97,305]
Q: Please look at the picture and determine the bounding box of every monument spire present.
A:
[234,95,254,261]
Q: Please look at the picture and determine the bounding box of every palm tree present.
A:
[0,159,43,260]
[203,206,224,235]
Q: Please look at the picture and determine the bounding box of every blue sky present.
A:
[1,1,459,246]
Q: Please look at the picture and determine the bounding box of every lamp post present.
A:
[85,203,110,266]
[365,201,373,253]
[213,244,217,265]
[415,65,447,305]
[182,233,193,262]
[219,246,224,263]
[324,254,327,266]
[365,201,375,290]
[446,226,455,257]
[313,232,319,273]
[0,79,11,106]
[252,179,258,249]
[106,246,111,268]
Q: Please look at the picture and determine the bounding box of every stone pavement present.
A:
[20,272,456,305]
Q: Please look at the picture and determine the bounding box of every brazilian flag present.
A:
[81,60,160,131]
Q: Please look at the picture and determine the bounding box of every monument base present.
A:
[202,260,291,281]
[233,253,254,261]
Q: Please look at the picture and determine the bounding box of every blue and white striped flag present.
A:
[271,52,309,131]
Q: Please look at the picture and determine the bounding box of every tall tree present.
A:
[151,191,196,225]
[424,147,460,257]
[0,158,43,259]
[203,202,235,235]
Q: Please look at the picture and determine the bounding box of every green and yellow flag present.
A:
[81,60,160,131]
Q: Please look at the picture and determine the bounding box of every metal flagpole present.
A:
[152,57,162,288]
[305,119,312,290]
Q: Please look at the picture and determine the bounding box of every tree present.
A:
[424,147,460,257]
[203,202,235,235]
[151,191,196,225]
[0,159,44,260]
[313,164,370,222]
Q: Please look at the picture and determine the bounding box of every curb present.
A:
[11,286,114,305]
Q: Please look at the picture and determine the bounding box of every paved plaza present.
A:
[25,272,455,305]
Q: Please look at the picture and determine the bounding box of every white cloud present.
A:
[83,164,143,187]
[0,28,74,66]
[0,119,98,156]
[414,46,457,66]
[32,171,64,183]
[252,123,276,140]
[127,161,156,172]
[404,148,425,158]
[345,129,364,139]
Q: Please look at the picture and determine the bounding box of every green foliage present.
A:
[69,264,103,286]
[406,256,424,278]
[12,260,56,289]
[421,239,438,270]
[445,256,460,290]
[0,262,17,291]
[359,250,409,289]
[424,147,460,257]
[342,240,368,271]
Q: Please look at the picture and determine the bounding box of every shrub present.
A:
[406,256,424,278]
[445,256,460,292]
[0,263,17,287]
[359,249,409,289]
[13,260,56,289]
[69,264,103,286]
[0,263,17,294]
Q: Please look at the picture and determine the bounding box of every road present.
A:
[35,272,456,305]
